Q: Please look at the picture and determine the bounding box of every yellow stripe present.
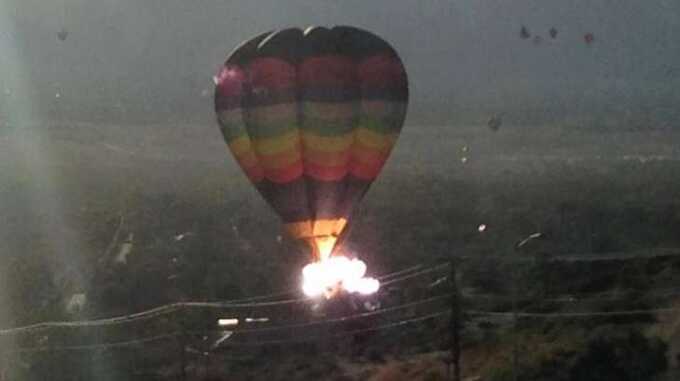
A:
[355,128,398,152]
[301,132,354,153]
[228,135,254,157]
[253,130,300,155]
[258,149,302,169]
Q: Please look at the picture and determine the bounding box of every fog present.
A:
[2,0,680,125]
[1,3,680,378]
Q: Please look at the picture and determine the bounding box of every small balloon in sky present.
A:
[487,114,503,131]
[549,27,558,39]
[57,27,68,41]
[584,32,595,45]
[520,25,530,40]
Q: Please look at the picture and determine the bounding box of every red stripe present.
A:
[215,66,247,110]
[349,160,384,180]
[265,161,304,183]
[304,161,348,181]
[248,58,296,90]
[215,65,247,97]
[241,164,264,183]
[299,55,356,87]
[357,54,407,88]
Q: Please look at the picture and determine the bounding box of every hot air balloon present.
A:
[520,25,531,40]
[584,32,595,45]
[214,26,408,295]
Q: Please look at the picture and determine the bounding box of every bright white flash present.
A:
[302,256,380,298]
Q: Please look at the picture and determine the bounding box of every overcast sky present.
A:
[2,0,680,124]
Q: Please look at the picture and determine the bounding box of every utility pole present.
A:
[512,232,543,381]
[0,347,5,381]
[449,259,462,381]
[178,314,187,381]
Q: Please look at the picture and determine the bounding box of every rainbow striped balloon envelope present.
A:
[214,26,408,262]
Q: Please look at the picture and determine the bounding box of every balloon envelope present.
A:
[214,26,408,261]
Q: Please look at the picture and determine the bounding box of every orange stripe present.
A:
[257,149,302,170]
[265,161,303,183]
[305,161,348,181]
[304,149,351,166]
[233,149,258,168]
[352,143,389,166]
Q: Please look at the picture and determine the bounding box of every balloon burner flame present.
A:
[302,256,380,298]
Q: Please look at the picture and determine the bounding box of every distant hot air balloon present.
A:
[214,26,408,267]
[520,25,531,40]
[57,27,68,41]
[584,32,595,45]
[549,27,558,39]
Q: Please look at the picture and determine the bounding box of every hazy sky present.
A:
[2,0,680,124]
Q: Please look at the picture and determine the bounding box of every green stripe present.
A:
[301,116,356,136]
[219,120,249,143]
[220,110,406,141]
[244,121,299,140]
[357,116,404,134]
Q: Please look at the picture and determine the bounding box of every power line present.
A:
[381,262,450,287]
[5,310,450,353]
[467,306,680,319]
[193,293,453,335]
[378,263,426,281]
[5,332,181,354]
[0,300,306,336]
[213,310,451,347]
[461,247,680,263]
[464,286,680,303]
[2,247,677,335]
[0,263,449,336]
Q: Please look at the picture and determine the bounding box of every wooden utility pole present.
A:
[449,259,461,381]
[0,348,5,381]
[178,316,187,381]
[512,233,542,381]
